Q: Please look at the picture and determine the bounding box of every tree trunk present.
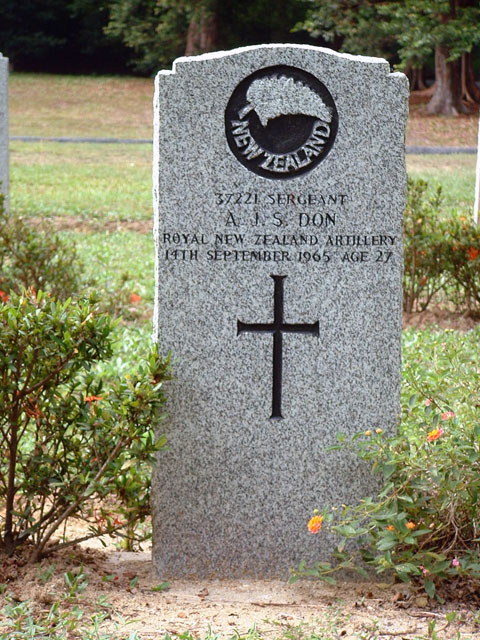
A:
[185,7,218,57]
[462,51,480,103]
[3,409,19,555]
[415,67,427,91]
[408,65,427,92]
[427,45,469,115]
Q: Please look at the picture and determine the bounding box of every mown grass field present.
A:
[9,74,153,139]
[10,141,152,222]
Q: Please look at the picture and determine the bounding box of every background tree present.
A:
[296,0,396,59]
[105,0,220,72]
[0,0,129,73]
[105,0,187,73]
[378,0,480,115]
[106,0,313,75]
[298,0,480,116]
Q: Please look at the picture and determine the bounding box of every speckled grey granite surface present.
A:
[152,44,408,578]
[0,54,8,210]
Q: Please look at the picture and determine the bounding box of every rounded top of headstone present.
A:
[171,43,390,68]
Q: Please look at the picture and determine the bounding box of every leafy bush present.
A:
[0,193,147,322]
[0,288,169,560]
[443,215,480,315]
[403,178,449,313]
[292,328,480,600]
[0,192,83,302]
[403,178,480,316]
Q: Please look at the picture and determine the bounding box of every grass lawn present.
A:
[407,154,477,213]
[9,74,153,139]
[73,229,155,303]
[10,141,152,222]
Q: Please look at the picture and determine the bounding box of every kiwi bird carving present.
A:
[239,75,333,126]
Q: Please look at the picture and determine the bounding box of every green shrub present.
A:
[403,178,480,316]
[0,192,83,302]
[0,193,147,322]
[403,178,449,313]
[443,214,480,315]
[292,328,480,600]
[0,288,169,560]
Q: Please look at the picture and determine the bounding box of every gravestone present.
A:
[0,53,8,210]
[152,44,408,578]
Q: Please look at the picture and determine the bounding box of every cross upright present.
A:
[237,275,319,420]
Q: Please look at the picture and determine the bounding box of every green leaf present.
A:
[376,538,398,551]
[424,579,435,599]
[151,582,170,592]
[395,563,418,575]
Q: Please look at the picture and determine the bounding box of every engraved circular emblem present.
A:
[225,65,338,180]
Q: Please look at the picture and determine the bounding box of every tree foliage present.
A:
[105,0,189,73]
[296,0,396,59]
[379,0,480,113]
[0,0,130,73]
[106,0,313,74]
[298,0,480,114]
[378,0,480,67]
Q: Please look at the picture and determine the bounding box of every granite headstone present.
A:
[152,44,408,578]
[0,53,8,210]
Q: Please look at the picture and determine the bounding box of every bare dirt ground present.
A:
[403,306,480,331]
[407,91,479,148]
[2,529,480,640]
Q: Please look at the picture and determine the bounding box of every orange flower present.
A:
[386,525,395,532]
[130,293,141,303]
[0,290,9,302]
[307,515,323,534]
[84,395,103,403]
[406,522,416,530]
[427,428,444,442]
[467,247,479,260]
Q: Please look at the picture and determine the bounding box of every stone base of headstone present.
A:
[152,44,408,578]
